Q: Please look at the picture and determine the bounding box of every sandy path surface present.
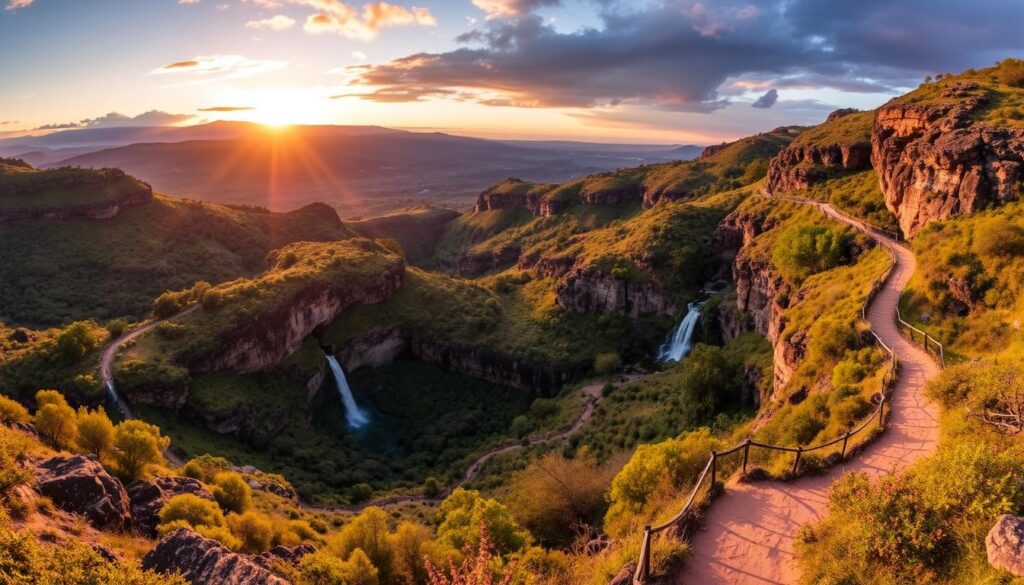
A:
[675,200,942,585]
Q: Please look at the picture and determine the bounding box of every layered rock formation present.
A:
[765,109,872,195]
[143,528,289,585]
[555,268,678,319]
[34,455,132,531]
[873,83,1024,236]
[189,258,404,374]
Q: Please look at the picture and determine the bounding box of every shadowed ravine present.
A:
[674,197,942,585]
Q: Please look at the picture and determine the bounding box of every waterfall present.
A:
[325,354,370,428]
[658,301,705,362]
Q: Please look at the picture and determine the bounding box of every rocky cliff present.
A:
[334,325,588,394]
[764,109,873,195]
[872,82,1024,236]
[0,162,154,222]
[555,268,678,319]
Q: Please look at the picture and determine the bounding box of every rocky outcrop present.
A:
[0,164,153,223]
[474,180,546,215]
[765,144,871,194]
[34,455,131,531]
[127,476,214,537]
[335,326,587,394]
[190,259,404,374]
[873,83,1024,237]
[143,528,289,585]
[986,514,1024,577]
[253,544,316,570]
[456,245,520,276]
[556,268,678,319]
[700,144,727,159]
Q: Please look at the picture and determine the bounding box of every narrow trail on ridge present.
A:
[675,198,942,585]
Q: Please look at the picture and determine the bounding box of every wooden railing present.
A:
[633,195,943,584]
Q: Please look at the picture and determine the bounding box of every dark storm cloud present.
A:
[346,0,1024,110]
[751,88,778,108]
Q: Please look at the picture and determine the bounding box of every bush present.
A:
[423,476,442,498]
[181,454,232,482]
[227,511,274,553]
[153,291,186,319]
[772,224,851,282]
[998,58,1024,87]
[212,471,251,514]
[75,407,114,459]
[973,216,1024,258]
[34,394,77,449]
[0,396,29,424]
[329,507,395,583]
[55,322,101,365]
[435,489,530,556]
[157,494,225,532]
[112,419,169,480]
[594,352,622,375]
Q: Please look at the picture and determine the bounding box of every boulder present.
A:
[34,455,131,531]
[608,562,636,585]
[253,543,317,569]
[987,514,1024,577]
[143,528,289,585]
[127,476,215,537]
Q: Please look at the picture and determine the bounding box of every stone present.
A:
[608,562,636,585]
[253,543,317,569]
[34,455,131,531]
[127,476,214,537]
[142,528,289,585]
[987,514,1024,577]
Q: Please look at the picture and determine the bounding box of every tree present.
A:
[426,524,518,585]
[0,395,29,424]
[75,407,114,459]
[998,58,1024,87]
[423,476,442,498]
[212,471,251,514]
[328,507,395,584]
[112,419,169,480]
[153,291,185,319]
[390,521,433,585]
[341,549,379,585]
[55,322,100,365]
[772,224,851,282]
[34,390,77,448]
[435,489,529,556]
[298,552,349,585]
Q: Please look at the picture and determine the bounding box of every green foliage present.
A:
[0,322,108,405]
[0,512,186,585]
[212,471,252,514]
[772,224,851,282]
[0,427,32,501]
[55,322,101,365]
[799,170,899,233]
[435,489,530,556]
[33,391,77,449]
[0,396,29,424]
[593,352,621,375]
[791,110,873,147]
[973,216,1024,258]
[329,507,395,584]
[157,494,225,532]
[75,407,115,459]
[181,454,232,482]
[998,58,1024,87]
[112,419,169,480]
[226,511,274,553]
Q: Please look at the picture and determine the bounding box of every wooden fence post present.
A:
[791,446,802,476]
[709,451,717,487]
[634,525,652,584]
[878,395,886,427]
[841,430,851,458]
[742,439,751,474]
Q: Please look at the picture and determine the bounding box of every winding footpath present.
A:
[675,198,942,585]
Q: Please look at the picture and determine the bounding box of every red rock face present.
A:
[764,143,872,194]
[872,87,1024,237]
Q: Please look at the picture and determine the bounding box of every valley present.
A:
[2,57,1024,585]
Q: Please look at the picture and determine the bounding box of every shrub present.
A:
[75,407,115,459]
[423,476,442,498]
[298,551,349,585]
[329,507,395,583]
[227,511,274,553]
[153,291,186,319]
[157,494,225,532]
[55,322,101,365]
[181,454,232,482]
[112,419,169,480]
[436,489,530,556]
[0,395,29,424]
[212,471,251,514]
[998,58,1024,87]
[973,216,1024,258]
[0,427,32,499]
[772,224,851,282]
[594,352,622,375]
[34,389,68,409]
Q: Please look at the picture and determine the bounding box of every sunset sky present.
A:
[3,0,1024,144]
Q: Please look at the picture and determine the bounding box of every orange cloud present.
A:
[149,55,287,81]
[294,1,436,40]
[5,0,36,11]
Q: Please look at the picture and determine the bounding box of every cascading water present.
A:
[325,354,370,428]
[658,301,705,362]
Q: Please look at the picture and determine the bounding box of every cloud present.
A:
[246,14,296,30]
[178,0,200,4]
[293,1,436,40]
[5,0,34,11]
[343,0,1024,113]
[34,110,194,131]
[149,54,287,81]
[751,88,778,108]
[245,0,281,7]
[331,87,459,102]
[472,0,559,18]
[198,106,256,112]
[0,121,17,125]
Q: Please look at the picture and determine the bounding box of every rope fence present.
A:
[633,195,942,584]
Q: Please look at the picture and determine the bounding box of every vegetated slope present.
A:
[346,204,460,264]
[0,189,353,328]
[0,156,151,217]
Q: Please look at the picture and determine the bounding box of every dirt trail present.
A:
[676,200,942,585]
